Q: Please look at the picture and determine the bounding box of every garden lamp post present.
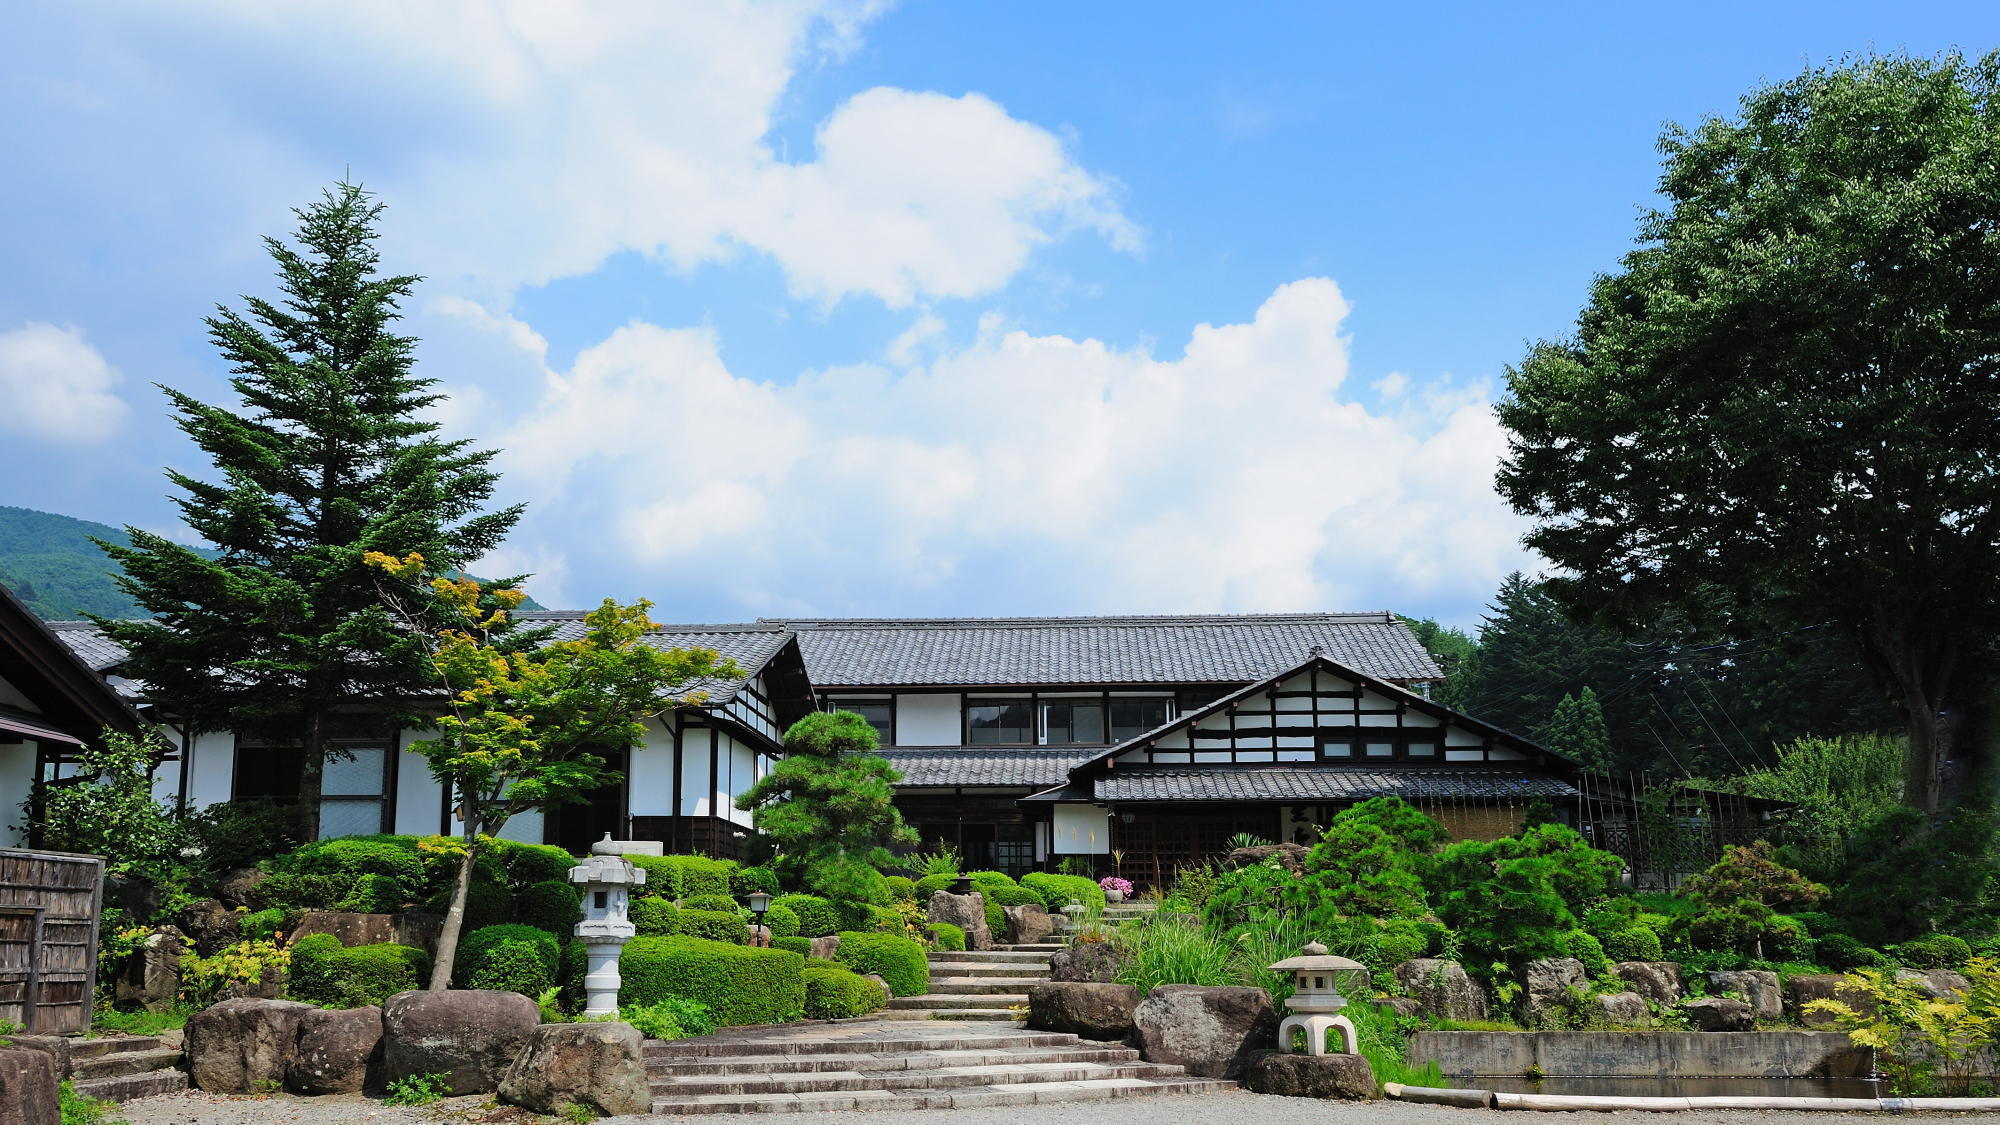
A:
[748,891,772,943]
[569,834,646,1018]
[1269,942,1365,1055]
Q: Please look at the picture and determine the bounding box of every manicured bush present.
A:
[915,873,958,901]
[762,902,800,938]
[681,910,750,944]
[287,934,428,1008]
[559,938,588,1016]
[623,996,717,1040]
[927,923,966,951]
[885,875,916,902]
[1764,915,1814,962]
[1366,921,1428,968]
[966,871,1016,894]
[239,908,286,943]
[662,856,735,899]
[462,879,513,932]
[1563,930,1609,975]
[684,894,739,914]
[1601,927,1664,963]
[492,840,577,890]
[1893,932,1972,969]
[984,898,1005,939]
[632,897,682,936]
[987,884,1043,910]
[619,935,805,1025]
[518,880,582,936]
[1021,872,1106,912]
[802,964,889,1019]
[1817,932,1890,970]
[832,931,928,997]
[731,865,781,899]
[774,894,840,937]
[1789,911,1848,937]
[455,923,561,996]
[772,935,813,956]
[626,855,684,899]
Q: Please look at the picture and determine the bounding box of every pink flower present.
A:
[1099,876,1134,895]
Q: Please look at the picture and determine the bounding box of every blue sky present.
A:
[2,1,1992,629]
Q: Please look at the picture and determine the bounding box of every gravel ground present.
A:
[119,1088,1991,1124]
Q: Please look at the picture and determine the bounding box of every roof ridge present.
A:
[762,612,1398,629]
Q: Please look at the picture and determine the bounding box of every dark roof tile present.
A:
[879,748,1098,788]
[1090,767,1578,803]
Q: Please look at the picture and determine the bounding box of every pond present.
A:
[1478,1075,1886,1099]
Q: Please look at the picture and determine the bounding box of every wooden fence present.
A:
[0,849,104,1034]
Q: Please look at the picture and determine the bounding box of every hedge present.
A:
[772,935,814,957]
[684,894,739,914]
[763,902,800,938]
[915,873,958,901]
[632,897,681,937]
[988,884,1043,910]
[832,931,928,997]
[927,923,966,952]
[462,880,513,932]
[984,898,1005,940]
[1021,872,1106,912]
[663,856,735,898]
[518,880,582,936]
[626,855,684,899]
[1563,930,1609,975]
[731,866,781,899]
[492,840,578,890]
[1894,933,1972,969]
[239,908,286,943]
[455,923,561,996]
[681,909,749,944]
[802,964,889,1019]
[1601,926,1663,963]
[286,934,429,1008]
[773,894,839,937]
[620,935,805,1025]
[885,875,916,902]
[966,871,1016,893]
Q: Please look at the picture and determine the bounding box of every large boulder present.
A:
[1522,958,1587,1023]
[383,989,539,1096]
[1595,991,1651,1025]
[1612,961,1684,1007]
[179,899,243,956]
[103,873,161,917]
[1393,959,1487,1021]
[1681,997,1755,1032]
[115,926,188,1012]
[1242,1050,1376,1100]
[292,911,400,948]
[286,1005,384,1094]
[1132,985,1278,1079]
[1897,968,1970,999]
[1004,904,1054,946]
[809,935,842,960]
[185,997,313,1093]
[927,891,993,951]
[216,866,269,909]
[1027,982,1143,1041]
[1050,942,1123,983]
[1706,970,1782,1021]
[499,1022,649,1118]
[1789,974,1878,1027]
[1224,843,1310,873]
[0,1049,59,1125]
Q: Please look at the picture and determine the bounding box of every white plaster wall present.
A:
[1052,804,1110,854]
[895,694,961,745]
[726,736,756,826]
[628,719,677,818]
[0,744,34,846]
[393,728,446,836]
[182,731,237,813]
[680,725,713,816]
[498,809,542,842]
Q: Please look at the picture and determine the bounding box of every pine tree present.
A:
[736,711,919,905]
[1540,688,1614,774]
[95,183,522,840]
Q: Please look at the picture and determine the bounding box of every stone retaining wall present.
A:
[1407,1031,1872,1079]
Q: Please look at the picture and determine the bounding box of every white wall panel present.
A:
[1052,805,1109,854]
[394,728,445,836]
[896,694,961,745]
[0,745,33,846]
[628,720,677,817]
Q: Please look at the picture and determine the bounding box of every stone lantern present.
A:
[1268,942,1365,1055]
[569,833,647,1018]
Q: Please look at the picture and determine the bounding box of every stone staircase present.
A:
[645,1020,1230,1113]
[882,944,1063,1023]
[67,1036,188,1103]
[1098,900,1156,926]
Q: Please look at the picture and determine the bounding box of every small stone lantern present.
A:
[1268,942,1365,1055]
[569,833,647,1018]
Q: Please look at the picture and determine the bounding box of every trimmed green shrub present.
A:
[492,840,577,890]
[1818,932,1890,970]
[462,880,513,932]
[987,884,1043,910]
[681,910,749,944]
[772,935,813,956]
[885,875,916,902]
[773,894,839,937]
[661,856,735,899]
[287,934,428,1008]
[1021,872,1106,912]
[983,897,1006,940]
[832,931,928,997]
[626,855,684,899]
[1563,930,1609,975]
[802,964,889,1019]
[927,923,966,951]
[632,897,681,937]
[239,908,286,943]
[1601,927,1664,963]
[559,938,588,1016]
[762,902,800,938]
[518,880,582,936]
[1765,915,1814,962]
[1366,921,1429,968]
[619,935,805,1025]
[684,894,739,914]
[966,870,1015,893]
[730,866,780,899]
[915,873,958,901]
[623,996,717,1041]
[1789,911,1848,937]
[833,898,879,932]
[1893,933,1972,969]
[455,923,561,996]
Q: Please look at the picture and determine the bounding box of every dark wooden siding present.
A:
[0,849,103,1034]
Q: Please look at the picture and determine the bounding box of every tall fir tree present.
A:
[1539,688,1613,774]
[95,183,522,840]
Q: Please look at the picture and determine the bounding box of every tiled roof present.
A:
[45,621,129,672]
[1087,767,1579,803]
[764,613,1444,687]
[879,748,1099,789]
[513,614,796,707]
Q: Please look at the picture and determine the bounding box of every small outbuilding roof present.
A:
[879,748,1099,789]
[1077,766,1578,803]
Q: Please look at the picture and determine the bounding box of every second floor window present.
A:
[1042,700,1107,744]
[1110,698,1170,741]
[843,700,893,746]
[967,700,1033,744]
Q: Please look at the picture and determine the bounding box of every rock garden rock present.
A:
[6,1036,72,1081]
[1681,996,1755,1032]
[1224,843,1310,873]
[1393,959,1487,1021]
[1004,903,1054,945]
[185,997,313,1093]
[1027,982,1143,1041]
[382,989,539,1095]
[809,935,842,960]
[103,873,161,917]
[1132,984,1278,1079]
[0,1048,59,1125]
[1242,1050,1377,1100]
[927,890,993,950]
[179,899,242,956]
[1595,991,1651,1025]
[285,1005,383,1094]
[291,911,401,948]
[1374,996,1421,1019]
[1612,961,1684,1006]
[1896,968,1970,998]
[392,912,444,954]
[499,1021,649,1118]
[216,866,269,909]
[1788,974,1877,1027]
[1050,942,1123,983]
[1522,957,1587,1023]
[1706,970,1782,1021]
[115,925,187,1011]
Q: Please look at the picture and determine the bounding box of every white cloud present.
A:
[480,279,1533,615]
[0,323,128,443]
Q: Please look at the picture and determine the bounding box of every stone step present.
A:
[654,1059,1193,1097]
[647,1031,1080,1058]
[648,1046,1144,1077]
[924,977,1046,995]
[926,949,1051,963]
[889,993,1027,1010]
[650,1076,1231,1114]
[71,1036,166,1059]
[872,1008,1022,1023]
[1000,943,1065,952]
[70,1070,189,1104]
[925,962,1052,978]
[71,1047,184,1081]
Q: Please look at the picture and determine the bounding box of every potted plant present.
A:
[1099,875,1133,904]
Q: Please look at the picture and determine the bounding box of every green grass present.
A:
[60,1081,127,1125]
[1428,1017,1524,1032]
[89,1007,190,1037]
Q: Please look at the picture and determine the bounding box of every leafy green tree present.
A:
[96,183,521,840]
[736,711,918,906]
[1435,822,1623,974]
[367,552,739,987]
[1540,688,1613,774]
[27,729,181,879]
[1496,53,2000,811]
[1403,616,1477,710]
